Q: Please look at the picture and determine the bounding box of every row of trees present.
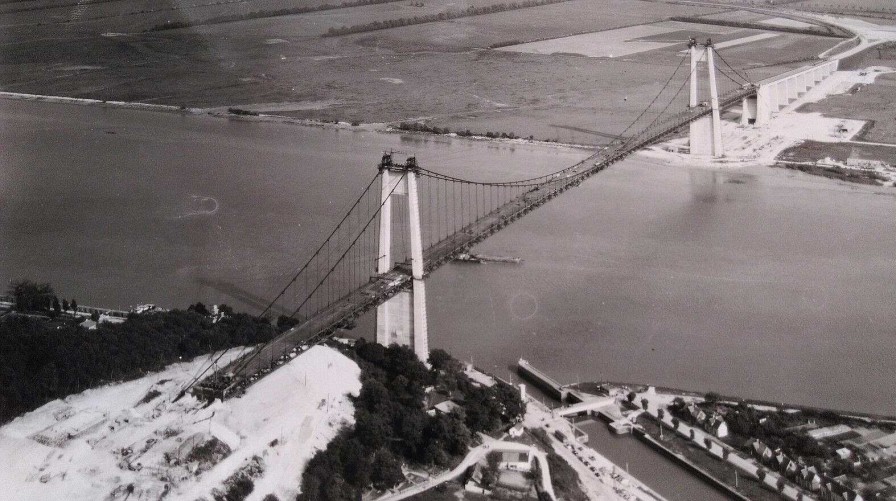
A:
[147,0,405,32]
[324,0,573,37]
[298,341,523,500]
[669,16,847,38]
[396,121,528,140]
[0,308,275,423]
[6,280,78,315]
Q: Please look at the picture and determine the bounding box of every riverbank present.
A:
[588,383,896,501]
[0,91,597,156]
[572,381,896,423]
[519,350,896,501]
[0,91,198,114]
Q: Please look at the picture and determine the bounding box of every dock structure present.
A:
[555,396,616,417]
[517,358,570,401]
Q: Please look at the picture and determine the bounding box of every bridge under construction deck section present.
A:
[190,85,756,401]
[187,39,845,401]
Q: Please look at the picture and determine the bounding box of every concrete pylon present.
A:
[375,153,429,362]
[705,41,724,157]
[689,38,723,157]
[689,39,712,156]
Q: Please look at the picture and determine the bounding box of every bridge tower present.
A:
[688,38,724,157]
[375,153,429,361]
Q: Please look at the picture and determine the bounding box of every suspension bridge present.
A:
[184,38,840,401]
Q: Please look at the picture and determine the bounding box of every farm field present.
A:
[178,0,515,38]
[0,0,341,33]
[496,21,730,58]
[0,0,850,143]
[337,0,721,52]
[793,0,896,11]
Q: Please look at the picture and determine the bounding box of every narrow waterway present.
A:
[577,419,730,501]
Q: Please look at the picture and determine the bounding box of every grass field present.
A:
[799,71,896,144]
[779,140,896,165]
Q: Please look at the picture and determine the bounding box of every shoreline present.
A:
[0,90,597,153]
[572,380,896,423]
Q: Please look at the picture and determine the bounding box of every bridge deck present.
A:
[192,87,755,400]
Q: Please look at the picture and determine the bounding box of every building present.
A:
[706,415,729,438]
[498,450,533,472]
[799,466,822,492]
[752,440,774,462]
[687,403,707,423]
[432,400,461,415]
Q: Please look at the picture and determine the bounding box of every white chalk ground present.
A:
[0,345,361,501]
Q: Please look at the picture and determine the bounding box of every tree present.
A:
[429,349,462,374]
[188,302,210,315]
[90,311,100,322]
[340,439,372,487]
[370,449,404,489]
[641,398,649,411]
[494,382,525,423]
[689,429,695,440]
[482,451,501,487]
[8,280,55,312]
[723,448,730,460]
[62,299,70,312]
[705,392,720,405]
[672,418,680,430]
[354,409,390,449]
[627,391,637,404]
[657,408,665,420]
[671,396,686,411]
[704,437,712,449]
[757,468,767,482]
[51,297,61,314]
[322,474,354,500]
[276,315,299,332]
[71,299,78,311]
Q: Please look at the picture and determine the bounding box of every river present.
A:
[2,98,894,498]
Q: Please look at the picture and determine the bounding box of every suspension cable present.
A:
[617,51,690,139]
[226,172,409,380]
[257,172,380,319]
[714,48,752,84]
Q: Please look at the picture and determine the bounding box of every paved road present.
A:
[375,437,556,501]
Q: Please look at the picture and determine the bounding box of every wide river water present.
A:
[1,98,894,498]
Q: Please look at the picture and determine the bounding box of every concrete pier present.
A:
[517,358,570,401]
[375,155,429,361]
[755,59,838,125]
